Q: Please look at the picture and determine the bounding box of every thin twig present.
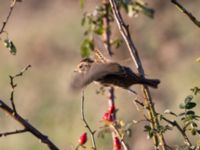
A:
[0,0,19,34]
[0,129,27,137]
[161,116,192,147]
[81,91,97,150]
[102,1,125,149]
[108,0,167,149]
[102,0,113,56]
[9,65,31,113]
[0,99,59,150]
[171,0,200,27]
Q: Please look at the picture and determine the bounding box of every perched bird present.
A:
[70,50,160,91]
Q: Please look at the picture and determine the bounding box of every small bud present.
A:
[78,132,87,145]
[113,136,121,150]
[103,111,112,122]
[108,105,115,113]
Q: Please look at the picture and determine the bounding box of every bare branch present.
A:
[0,0,20,34]
[81,91,97,150]
[161,116,192,147]
[0,129,27,137]
[0,99,59,150]
[9,65,31,113]
[171,0,200,27]
[108,0,167,149]
[102,0,113,56]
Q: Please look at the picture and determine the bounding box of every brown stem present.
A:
[0,129,27,137]
[81,91,97,150]
[9,65,31,113]
[162,116,192,147]
[0,0,18,34]
[102,0,113,56]
[108,0,167,149]
[0,100,59,150]
[171,0,200,27]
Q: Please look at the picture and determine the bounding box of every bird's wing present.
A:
[70,63,121,91]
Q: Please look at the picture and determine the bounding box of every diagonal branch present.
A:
[161,116,192,147]
[171,0,200,28]
[81,91,97,150]
[0,0,20,34]
[108,0,167,149]
[0,99,59,150]
[0,129,27,137]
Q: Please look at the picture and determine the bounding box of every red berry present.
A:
[78,132,87,145]
[108,105,115,113]
[103,111,113,122]
[113,137,121,150]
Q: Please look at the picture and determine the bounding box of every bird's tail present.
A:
[140,78,160,88]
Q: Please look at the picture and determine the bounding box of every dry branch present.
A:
[171,0,200,27]
[0,100,59,150]
[108,0,167,149]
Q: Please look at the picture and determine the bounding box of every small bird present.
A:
[70,51,160,91]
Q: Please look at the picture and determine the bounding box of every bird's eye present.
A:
[79,65,83,69]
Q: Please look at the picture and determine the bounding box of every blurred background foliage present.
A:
[0,0,199,149]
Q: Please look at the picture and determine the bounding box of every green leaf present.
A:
[79,0,85,8]
[197,130,200,135]
[186,111,195,116]
[81,16,86,26]
[4,39,17,55]
[185,102,196,109]
[80,38,93,58]
[144,125,151,131]
[184,95,193,103]
[112,39,123,49]
[191,129,197,135]
[191,87,200,95]
[179,103,186,109]
[191,122,198,128]
[94,24,104,35]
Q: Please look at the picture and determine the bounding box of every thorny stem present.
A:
[81,91,97,150]
[161,116,192,147]
[109,0,167,149]
[101,1,127,149]
[171,0,200,27]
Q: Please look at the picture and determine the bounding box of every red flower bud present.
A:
[103,111,112,122]
[108,105,115,114]
[114,136,121,150]
[78,132,87,145]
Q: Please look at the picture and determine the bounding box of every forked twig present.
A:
[0,100,59,150]
[161,116,192,147]
[9,64,31,113]
[0,65,59,150]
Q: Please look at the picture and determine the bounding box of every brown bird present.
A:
[70,50,160,91]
